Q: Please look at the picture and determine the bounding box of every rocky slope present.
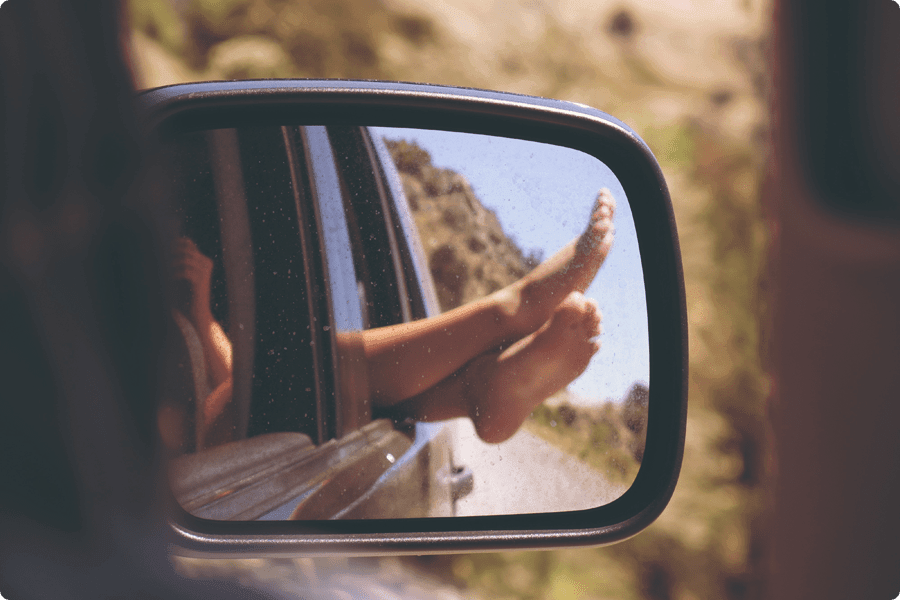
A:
[384,138,537,311]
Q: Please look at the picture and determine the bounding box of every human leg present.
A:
[493,188,615,337]
[364,190,614,406]
[393,292,602,443]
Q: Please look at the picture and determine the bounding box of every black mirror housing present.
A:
[140,80,687,556]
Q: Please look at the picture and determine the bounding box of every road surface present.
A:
[449,418,627,516]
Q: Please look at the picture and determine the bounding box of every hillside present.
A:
[527,384,648,486]
[384,138,537,310]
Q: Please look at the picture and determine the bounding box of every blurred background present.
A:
[129,0,772,598]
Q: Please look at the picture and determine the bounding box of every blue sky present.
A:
[373,127,649,404]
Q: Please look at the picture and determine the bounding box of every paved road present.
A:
[449,418,627,516]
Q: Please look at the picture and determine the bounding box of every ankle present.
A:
[486,283,528,337]
[505,280,556,336]
[460,353,493,427]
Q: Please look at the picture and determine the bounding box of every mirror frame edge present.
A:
[141,79,688,556]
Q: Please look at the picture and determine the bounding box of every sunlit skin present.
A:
[363,189,615,408]
[170,237,233,449]
[173,238,233,388]
[392,291,602,444]
[165,189,615,446]
[366,189,615,442]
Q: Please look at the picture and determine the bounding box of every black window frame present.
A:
[327,125,413,328]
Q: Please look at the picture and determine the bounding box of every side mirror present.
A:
[140,80,687,555]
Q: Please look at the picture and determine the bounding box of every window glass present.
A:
[238,127,319,441]
[161,129,246,454]
[161,127,322,452]
[328,126,408,328]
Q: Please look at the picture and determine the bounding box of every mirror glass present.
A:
[158,124,648,520]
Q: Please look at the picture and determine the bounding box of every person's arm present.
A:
[193,316,232,393]
[172,237,232,392]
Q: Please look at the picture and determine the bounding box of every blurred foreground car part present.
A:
[767,1,900,599]
[0,1,269,598]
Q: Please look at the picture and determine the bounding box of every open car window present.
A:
[158,124,456,521]
[162,127,323,450]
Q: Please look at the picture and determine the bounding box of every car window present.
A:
[368,130,443,321]
[162,126,324,449]
[160,124,443,521]
[161,129,236,454]
[328,126,411,329]
[294,125,377,437]
[162,124,414,451]
[239,126,322,441]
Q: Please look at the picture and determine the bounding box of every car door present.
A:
[164,123,464,520]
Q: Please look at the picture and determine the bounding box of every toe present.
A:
[592,217,613,236]
[586,311,602,337]
[553,294,588,328]
[597,188,616,211]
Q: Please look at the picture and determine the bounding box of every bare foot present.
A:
[494,189,615,338]
[575,188,617,282]
[468,292,602,443]
[362,191,613,409]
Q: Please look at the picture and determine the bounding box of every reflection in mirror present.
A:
[159,125,648,520]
